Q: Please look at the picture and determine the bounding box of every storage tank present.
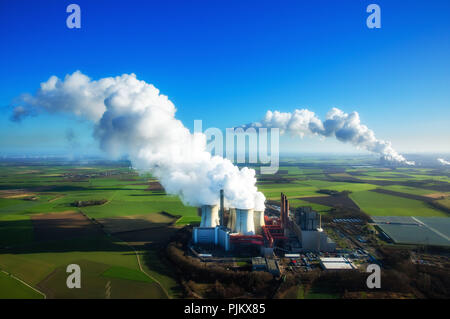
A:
[235,208,255,235]
[200,204,220,227]
[253,210,265,235]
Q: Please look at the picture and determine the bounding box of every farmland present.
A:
[1,155,449,298]
[0,271,44,299]
[0,159,194,299]
[350,191,447,217]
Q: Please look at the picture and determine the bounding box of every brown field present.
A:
[425,193,450,199]
[146,181,165,192]
[14,170,40,174]
[329,172,358,178]
[31,211,103,241]
[326,174,365,183]
[98,212,177,234]
[300,194,360,210]
[0,189,36,199]
[257,175,298,184]
[114,226,178,248]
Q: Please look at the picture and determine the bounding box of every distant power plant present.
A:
[192,190,335,255]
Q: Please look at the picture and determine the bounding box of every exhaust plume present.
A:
[11,71,265,209]
[246,108,414,165]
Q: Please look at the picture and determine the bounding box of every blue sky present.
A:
[0,0,449,156]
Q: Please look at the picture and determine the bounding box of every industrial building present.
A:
[319,257,356,270]
[251,257,281,276]
[192,190,335,256]
[293,207,336,252]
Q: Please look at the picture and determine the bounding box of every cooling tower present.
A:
[253,210,265,235]
[235,208,255,235]
[227,208,236,232]
[200,204,220,227]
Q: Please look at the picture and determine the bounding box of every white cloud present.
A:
[12,71,265,209]
[245,107,414,165]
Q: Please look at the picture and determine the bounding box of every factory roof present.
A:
[265,258,280,275]
[320,257,346,262]
[319,257,355,270]
[252,257,266,265]
[321,262,354,270]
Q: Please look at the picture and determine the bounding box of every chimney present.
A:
[219,189,224,226]
[280,193,284,226]
[285,195,289,227]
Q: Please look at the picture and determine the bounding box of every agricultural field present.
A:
[0,160,196,299]
[258,162,450,220]
[0,271,44,299]
[436,197,450,209]
[1,156,449,298]
[350,191,446,217]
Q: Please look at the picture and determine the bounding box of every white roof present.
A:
[320,257,347,262]
[321,262,354,270]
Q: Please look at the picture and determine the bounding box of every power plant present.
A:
[199,204,220,228]
[192,190,335,256]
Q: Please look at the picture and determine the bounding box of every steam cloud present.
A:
[246,108,414,165]
[11,71,265,210]
[437,158,450,166]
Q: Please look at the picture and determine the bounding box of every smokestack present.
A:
[280,193,284,226]
[280,192,288,228]
[220,189,224,226]
[285,195,289,230]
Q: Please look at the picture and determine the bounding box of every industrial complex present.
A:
[192,191,336,257]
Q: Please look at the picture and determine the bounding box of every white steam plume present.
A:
[11,71,265,210]
[245,108,414,165]
[437,158,450,166]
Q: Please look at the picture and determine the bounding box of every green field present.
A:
[436,197,450,209]
[380,185,441,196]
[37,260,166,299]
[102,266,155,283]
[287,198,331,212]
[0,163,190,298]
[350,191,446,217]
[0,158,449,298]
[0,271,44,299]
